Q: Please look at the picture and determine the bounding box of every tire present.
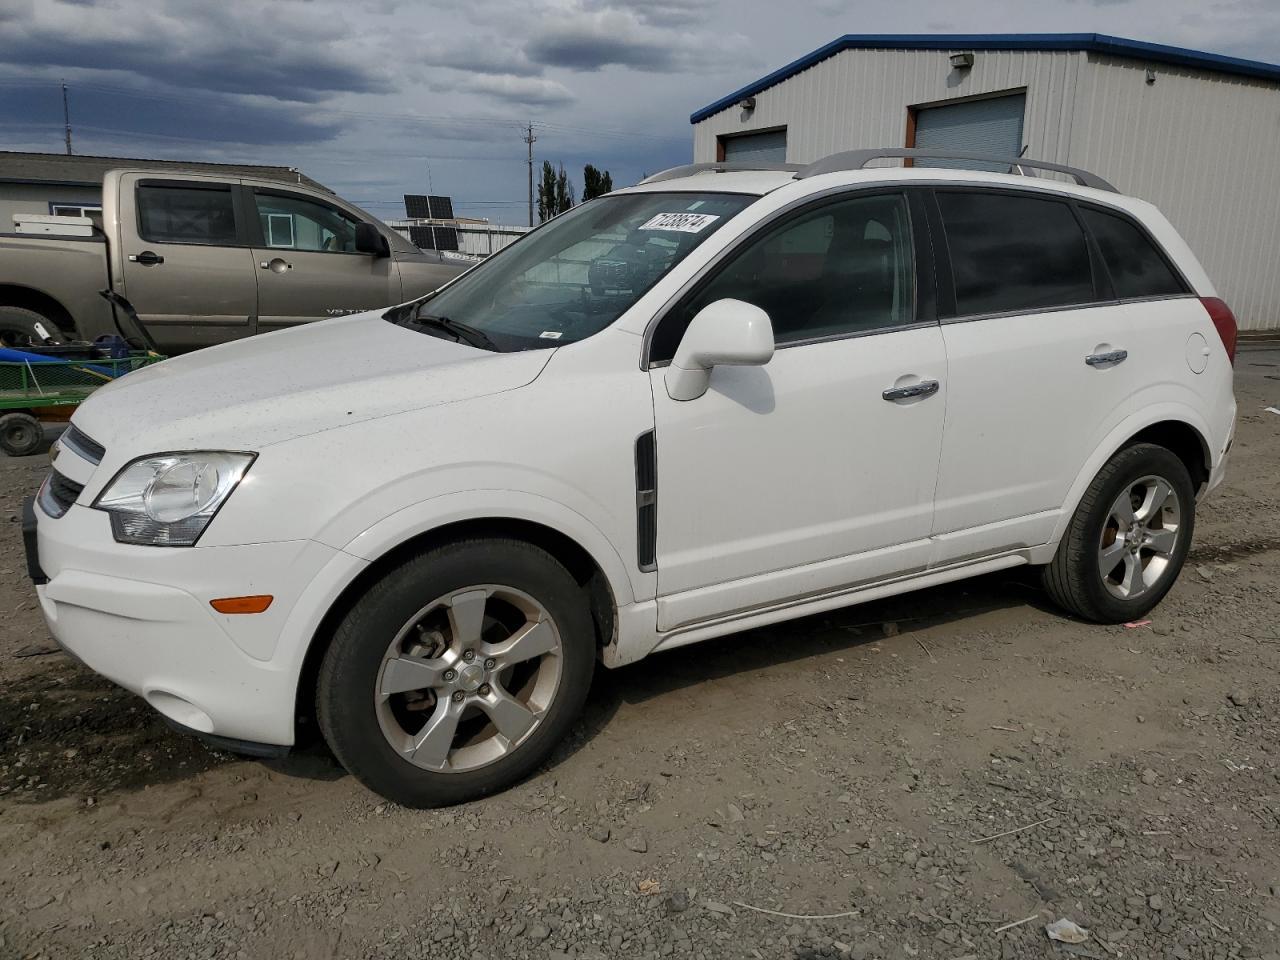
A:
[1042,443,1195,623]
[0,412,43,457]
[0,306,59,349]
[317,538,595,807]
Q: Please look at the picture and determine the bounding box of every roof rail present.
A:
[797,148,1118,192]
[638,161,805,185]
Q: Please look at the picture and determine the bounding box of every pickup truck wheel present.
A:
[0,412,43,457]
[317,539,595,808]
[0,306,59,348]
[1042,443,1195,623]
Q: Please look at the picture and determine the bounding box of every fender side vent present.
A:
[635,430,657,572]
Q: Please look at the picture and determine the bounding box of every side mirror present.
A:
[665,298,774,401]
[354,222,390,257]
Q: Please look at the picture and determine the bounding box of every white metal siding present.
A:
[1067,54,1280,331]
[693,47,1083,168]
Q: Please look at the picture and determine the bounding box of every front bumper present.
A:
[31,500,366,746]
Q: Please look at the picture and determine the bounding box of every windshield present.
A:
[389,191,756,351]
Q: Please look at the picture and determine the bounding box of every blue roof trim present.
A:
[690,33,1280,123]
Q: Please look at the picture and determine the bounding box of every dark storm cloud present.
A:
[0,81,342,146]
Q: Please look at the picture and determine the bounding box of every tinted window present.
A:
[137,184,237,245]
[937,192,1094,316]
[1081,207,1186,300]
[253,191,362,253]
[653,193,914,360]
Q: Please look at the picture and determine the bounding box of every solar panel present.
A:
[404,195,432,219]
[433,226,458,251]
[427,196,454,220]
[408,225,435,249]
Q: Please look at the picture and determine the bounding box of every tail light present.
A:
[1200,297,1237,366]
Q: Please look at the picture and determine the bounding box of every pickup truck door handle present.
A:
[882,379,940,402]
[128,251,164,266]
[1085,349,1128,366]
[260,258,293,272]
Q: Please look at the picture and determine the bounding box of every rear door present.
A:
[118,176,258,351]
[247,186,399,331]
[927,188,1138,564]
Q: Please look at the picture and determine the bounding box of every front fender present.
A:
[339,487,642,607]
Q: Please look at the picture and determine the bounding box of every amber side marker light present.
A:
[210,595,274,614]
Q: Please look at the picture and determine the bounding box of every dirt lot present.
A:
[1,347,1278,960]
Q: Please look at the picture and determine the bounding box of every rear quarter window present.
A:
[1080,207,1187,300]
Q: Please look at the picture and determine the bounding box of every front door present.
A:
[120,177,258,352]
[648,191,947,632]
[248,187,399,331]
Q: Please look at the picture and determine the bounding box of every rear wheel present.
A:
[1043,443,1195,622]
[0,306,59,349]
[317,539,595,807]
[0,412,43,457]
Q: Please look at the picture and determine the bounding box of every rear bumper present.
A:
[33,502,367,746]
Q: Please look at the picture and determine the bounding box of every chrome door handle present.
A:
[1085,349,1128,366]
[260,258,293,272]
[882,379,940,401]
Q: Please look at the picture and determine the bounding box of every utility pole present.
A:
[522,122,537,229]
[61,80,73,155]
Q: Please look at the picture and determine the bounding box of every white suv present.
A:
[27,150,1238,807]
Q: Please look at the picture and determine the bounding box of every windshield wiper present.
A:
[409,313,500,352]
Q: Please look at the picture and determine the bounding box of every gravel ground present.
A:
[1,346,1278,960]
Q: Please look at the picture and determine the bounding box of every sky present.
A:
[1,0,1278,225]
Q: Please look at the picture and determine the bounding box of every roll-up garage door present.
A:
[721,129,788,164]
[912,93,1026,170]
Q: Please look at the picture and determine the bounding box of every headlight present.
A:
[93,452,255,546]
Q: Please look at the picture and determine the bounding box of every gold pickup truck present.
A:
[0,169,467,352]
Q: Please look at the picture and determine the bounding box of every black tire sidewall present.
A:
[0,306,57,348]
[0,413,43,457]
[317,540,596,808]
[1073,445,1196,622]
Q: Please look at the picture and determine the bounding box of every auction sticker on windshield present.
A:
[638,212,720,233]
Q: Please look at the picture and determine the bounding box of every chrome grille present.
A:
[60,425,105,464]
[38,469,84,519]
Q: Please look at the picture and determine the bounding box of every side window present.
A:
[652,193,914,360]
[252,191,362,253]
[136,184,238,245]
[937,191,1095,316]
[1080,207,1187,300]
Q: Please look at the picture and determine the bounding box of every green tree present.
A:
[583,164,614,201]
[537,161,576,222]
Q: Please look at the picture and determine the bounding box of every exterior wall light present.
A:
[738,96,757,111]
[950,53,975,69]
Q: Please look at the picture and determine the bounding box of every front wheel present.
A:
[317,539,595,807]
[1042,443,1196,623]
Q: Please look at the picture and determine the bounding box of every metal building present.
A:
[690,34,1280,333]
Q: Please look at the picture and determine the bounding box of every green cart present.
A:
[0,352,165,456]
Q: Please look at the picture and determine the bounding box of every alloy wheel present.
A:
[373,585,563,773]
[1097,474,1182,601]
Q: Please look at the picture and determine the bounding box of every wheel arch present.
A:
[1044,408,1214,557]
[0,284,75,333]
[293,516,620,743]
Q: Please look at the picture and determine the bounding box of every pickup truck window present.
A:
[252,190,361,253]
[137,183,238,246]
[392,191,755,352]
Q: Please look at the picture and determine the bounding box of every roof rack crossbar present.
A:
[638,161,805,185]
[796,148,1118,192]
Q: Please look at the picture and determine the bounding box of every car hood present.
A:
[72,311,553,453]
